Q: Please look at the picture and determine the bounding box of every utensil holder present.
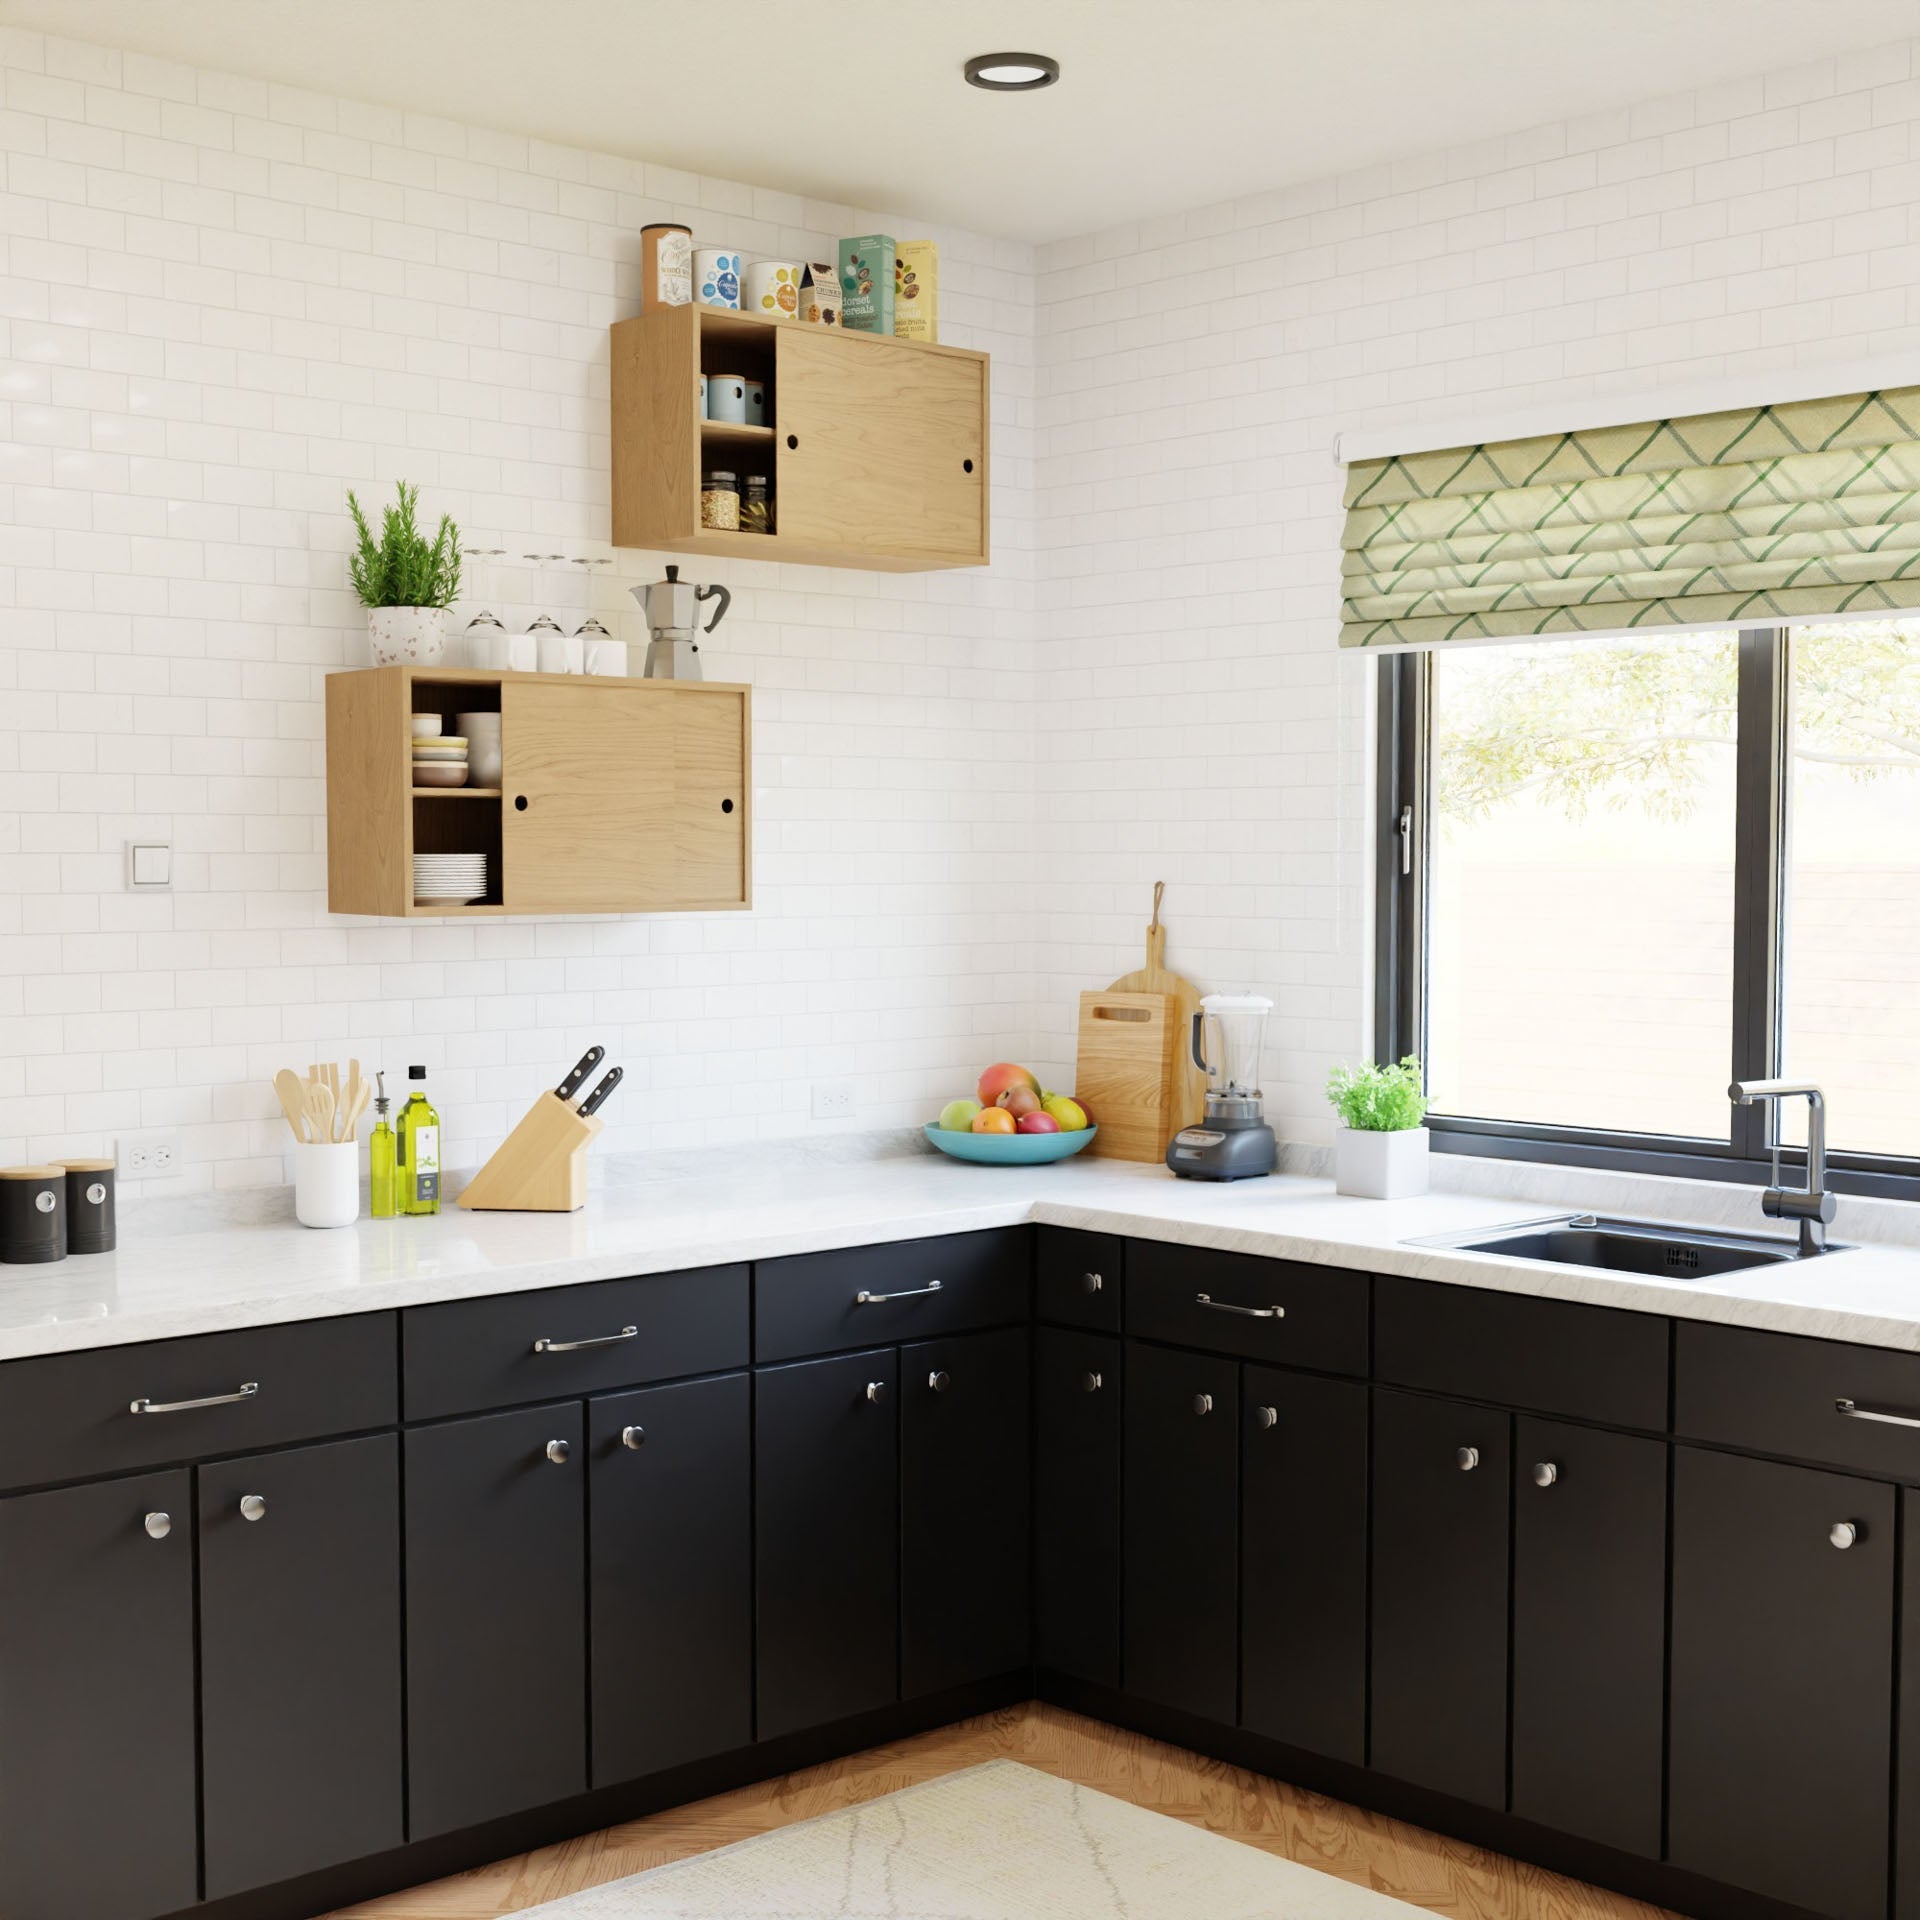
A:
[294,1141,359,1229]
[458,1091,602,1212]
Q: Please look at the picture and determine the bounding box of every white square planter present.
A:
[1333,1125,1429,1199]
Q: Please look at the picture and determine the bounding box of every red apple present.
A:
[977,1061,1040,1107]
[1016,1111,1060,1133]
[996,1084,1042,1118]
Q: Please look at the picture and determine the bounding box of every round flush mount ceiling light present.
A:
[964,52,1060,91]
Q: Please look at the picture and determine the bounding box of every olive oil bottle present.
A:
[368,1072,396,1219]
[396,1064,441,1216]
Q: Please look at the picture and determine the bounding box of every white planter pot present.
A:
[1333,1124,1429,1199]
[367,604,447,666]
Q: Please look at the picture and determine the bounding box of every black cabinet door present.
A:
[406,1402,587,1839]
[1900,1487,1920,1920]
[1510,1417,1665,1858]
[1670,1446,1894,1920]
[1240,1366,1366,1763]
[901,1327,1030,1697]
[755,1347,899,1740]
[0,1470,197,1920]
[1370,1388,1509,1808]
[589,1373,752,1784]
[1123,1340,1239,1724]
[199,1434,404,1899]
[1034,1327,1122,1687]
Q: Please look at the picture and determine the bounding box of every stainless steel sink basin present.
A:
[1410,1213,1846,1279]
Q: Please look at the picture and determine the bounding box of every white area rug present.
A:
[518,1759,1423,1918]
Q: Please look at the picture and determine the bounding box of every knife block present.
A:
[458,1091,602,1213]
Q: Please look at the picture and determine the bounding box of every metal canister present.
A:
[56,1158,115,1254]
[0,1167,66,1264]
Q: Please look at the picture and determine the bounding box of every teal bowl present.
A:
[923,1121,1098,1165]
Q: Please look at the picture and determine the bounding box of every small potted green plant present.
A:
[347,481,462,665]
[1325,1055,1429,1198]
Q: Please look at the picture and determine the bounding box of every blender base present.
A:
[1166,1119,1276,1181]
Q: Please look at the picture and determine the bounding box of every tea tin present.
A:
[57,1157,115,1255]
[0,1166,65,1264]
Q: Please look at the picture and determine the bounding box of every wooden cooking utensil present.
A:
[303,1079,336,1148]
[273,1069,311,1142]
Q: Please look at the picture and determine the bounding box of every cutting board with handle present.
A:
[1075,882,1207,1161]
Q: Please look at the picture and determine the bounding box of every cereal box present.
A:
[894,240,938,343]
[799,261,842,326]
[838,234,896,334]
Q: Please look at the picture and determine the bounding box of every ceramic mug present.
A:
[698,374,709,418]
[455,711,503,785]
[694,247,741,309]
[744,378,766,427]
[584,638,627,677]
[743,259,800,317]
[538,630,584,675]
[466,627,511,672]
[707,372,748,424]
[505,629,539,674]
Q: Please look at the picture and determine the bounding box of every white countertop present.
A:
[9,1145,1920,1362]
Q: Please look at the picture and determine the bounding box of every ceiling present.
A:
[14,0,1920,240]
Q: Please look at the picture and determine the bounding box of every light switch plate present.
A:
[128,842,171,888]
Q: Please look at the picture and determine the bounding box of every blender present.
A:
[1167,993,1277,1181]
[631,565,731,681]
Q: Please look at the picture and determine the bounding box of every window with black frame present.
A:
[1375,620,1920,1196]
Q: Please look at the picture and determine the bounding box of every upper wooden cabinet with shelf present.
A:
[610,307,989,572]
[325,667,750,919]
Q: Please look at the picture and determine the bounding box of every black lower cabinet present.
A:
[1123,1340,1239,1723]
[1902,1487,1920,1920]
[1669,1445,1895,1920]
[1509,1416,1665,1857]
[756,1347,899,1740]
[901,1327,1030,1697]
[1034,1326,1122,1686]
[0,1469,199,1920]
[589,1372,752,1784]
[405,1402,587,1839]
[1240,1367,1366,1763]
[1370,1387,1509,1808]
[199,1434,405,1898]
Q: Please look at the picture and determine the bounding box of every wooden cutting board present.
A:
[1076,882,1207,1161]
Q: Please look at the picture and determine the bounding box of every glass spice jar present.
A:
[700,469,740,530]
[741,472,773,535]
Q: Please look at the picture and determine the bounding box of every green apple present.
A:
[939,1097,983,1132]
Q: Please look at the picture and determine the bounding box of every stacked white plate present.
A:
[413,853,489,905]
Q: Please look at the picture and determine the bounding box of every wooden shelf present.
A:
[411,787,503,797]
[700,422,774,446]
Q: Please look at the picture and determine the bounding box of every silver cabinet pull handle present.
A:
[621,1425,645,1450]
[1836,1397,1920,1429]
[865,1380,887,1404]
[130,1381,258,1416]
[1832,1520,1860,1550]
[928,1370,951,1393]
[1256,1405,1278,1430]
[1457,1446,1480,1471]
[1533,1461,1558,1488]
[144,1511,172,1540]
[533,1326,637,1354]
[1082,1272,1103,1294]
[855,1281,942,1305]
[1081,1370,1103,1393]
[1193,1392,1214,1416]
[545,1439,570,1465]
[240,1494,267,1523]
[1194,1293,1283,1319]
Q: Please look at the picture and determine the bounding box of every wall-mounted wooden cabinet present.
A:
[610,307,989,572]
[324,667,750,918]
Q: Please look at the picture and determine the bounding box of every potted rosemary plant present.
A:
[1325,1055,1430,1199]
[347,481,462,665]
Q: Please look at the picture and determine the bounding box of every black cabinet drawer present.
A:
[1036,1227,1121,1331]
[1376,1276,1669,1430]
[1125,1241,1366,1376]
[403,1266,747,1422]
[0,1314,397,1494]
[754,1228,1029,1363]
[1676,1320,1920,1477]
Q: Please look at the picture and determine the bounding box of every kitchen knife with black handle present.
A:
[557,1046,605,1104]
[578,1066,623,1118]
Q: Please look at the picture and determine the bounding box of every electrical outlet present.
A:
[811,1082,855,1121]
[117,1131,180,1178]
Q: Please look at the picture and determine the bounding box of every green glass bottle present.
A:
[396,1064,441,1216]
[368,1071,397,1219]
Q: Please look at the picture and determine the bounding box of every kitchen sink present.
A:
[1410,1213,1847,1279]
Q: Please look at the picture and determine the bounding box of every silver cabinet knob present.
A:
[621,1425,645,1450]
[144,1511,171,1540]
[239,1493,267,1522]
[1456,1446,1480,1471]
[1193,1392,1214,1417]
[1256,1406,1278,1430]
[545,1439,570,1465]
[1080,1370,1103,1393]
[1532,1462,1558,1488]
[928,1369,951,1393]
[866,1380,886,1404]
[1082,1271,1103,1294]
[1832,1520,1860,1550]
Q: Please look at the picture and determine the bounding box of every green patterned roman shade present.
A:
[1340,386,1920,649]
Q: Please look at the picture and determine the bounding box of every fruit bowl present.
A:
[923,1122,1098,1165]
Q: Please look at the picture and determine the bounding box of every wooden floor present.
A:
[328,1702,1677,1920]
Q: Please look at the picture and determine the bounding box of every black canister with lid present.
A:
[0,1167,66,1264]
[56,1158,115,1254]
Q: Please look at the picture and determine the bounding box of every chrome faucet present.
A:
[1729,1079,1835,1256]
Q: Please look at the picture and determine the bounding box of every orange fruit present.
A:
[970,1106,1017,1134]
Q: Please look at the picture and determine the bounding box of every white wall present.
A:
[1032,35,1920,1145]
[0,27,1037,1189]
